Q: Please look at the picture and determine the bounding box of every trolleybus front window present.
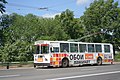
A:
[34,45,40,54]
[35,44,49,54]
[41,45,49,54]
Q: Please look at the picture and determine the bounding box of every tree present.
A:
[0,0,7,14]
[80,0,120,44]
[0,43,17,63]
[0,14,12,28]
[55,9,84,39]
[1,13,70,62]
[2,0,120,62]
[0,14,12,46]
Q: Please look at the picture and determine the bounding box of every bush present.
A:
[115,52,120,61]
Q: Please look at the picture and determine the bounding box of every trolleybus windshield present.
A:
[35,44,49,54]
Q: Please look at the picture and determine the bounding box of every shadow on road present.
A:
[35,64,115,69]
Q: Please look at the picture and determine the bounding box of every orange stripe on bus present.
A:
[59,54,62,57]
[56,58,59,61]
[50,57,53,61]
[53,57,56,61]
[53,62,55,65]
[56,54,58,57]
[53,54,56,57]
[59,58,61,61]
[55,61,59,65]
[62,54,64,57]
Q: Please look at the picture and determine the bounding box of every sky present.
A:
[4,0,120,18]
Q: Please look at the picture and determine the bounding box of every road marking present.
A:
[81,68,96,71]
[0,74,20,78]
[46,70,120,80]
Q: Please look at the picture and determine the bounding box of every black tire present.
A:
[34,64,36,68]
[97,57,102,66]
[48,66,53,68]
[62,58,69,68]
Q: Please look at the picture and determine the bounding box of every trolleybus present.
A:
[34,40,114,68]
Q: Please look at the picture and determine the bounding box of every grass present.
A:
[0,61,34,68]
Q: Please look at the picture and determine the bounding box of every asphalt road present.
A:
[0,64,120,80]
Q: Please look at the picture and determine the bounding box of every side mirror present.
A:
[50,47,54,52]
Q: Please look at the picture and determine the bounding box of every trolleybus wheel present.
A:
[97,57,102,65]
[62,58,69,68]
[34,64,36,68]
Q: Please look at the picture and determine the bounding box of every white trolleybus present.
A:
[34,40,114,68]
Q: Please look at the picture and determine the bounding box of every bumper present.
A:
[34,63,50,66]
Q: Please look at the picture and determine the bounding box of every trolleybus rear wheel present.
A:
[97,57,102,65]
[62,58,69,68]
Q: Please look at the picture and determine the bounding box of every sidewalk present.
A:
[113,62,120,64]
[0,62,120,70]
[0,64,34,70]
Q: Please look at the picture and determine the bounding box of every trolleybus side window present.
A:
[95,44,102,52]
[60,43,69,52]
[41,46,49,54]
[54,47,59,52]
[104,45,110,53]
[88,44,95,52]
[79,44,87,53]
[51,47,59,52]
[70,43,78,53]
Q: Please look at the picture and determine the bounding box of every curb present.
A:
[0,67,34,70]
[113,62,120,64]
[0,62,120,70]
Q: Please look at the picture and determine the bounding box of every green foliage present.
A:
[0,43,17,62]
[0,40,33,62]
[55,9,84,39]
[80,0,120,44]
[115,52,120,61]
[0,0,120,62]
[0,14,12,46]
[0,0,7,14]
[0,13,70,62]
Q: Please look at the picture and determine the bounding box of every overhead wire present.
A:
[7,2,62,15]
[6,1,81,17]
[7,2,48,10]
[6,0,75,12]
